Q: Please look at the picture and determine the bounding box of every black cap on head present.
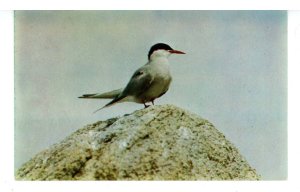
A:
[148,43,173,60]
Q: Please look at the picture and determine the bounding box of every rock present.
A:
[16,104,260,180]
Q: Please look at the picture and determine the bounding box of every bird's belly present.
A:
[139,76,171,102]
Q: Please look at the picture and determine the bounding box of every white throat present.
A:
[149,49,171,61]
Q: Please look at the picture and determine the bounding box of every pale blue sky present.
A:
[15,11,287,180]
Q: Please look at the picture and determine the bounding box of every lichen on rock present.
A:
[16,104,260,180]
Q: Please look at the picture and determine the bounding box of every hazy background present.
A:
[15,11,287,180]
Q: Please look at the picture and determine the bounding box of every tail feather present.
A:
[79,94,97,98]
[93,95,127,113]
[78,88,123,99]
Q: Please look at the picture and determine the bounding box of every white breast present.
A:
[143,57,172,100]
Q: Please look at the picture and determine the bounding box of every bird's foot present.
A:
[144,103,150,108]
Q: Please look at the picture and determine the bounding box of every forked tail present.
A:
[93,95,127,113]
[78,88,123,99]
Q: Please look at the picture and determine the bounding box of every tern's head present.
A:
[148,43,185,61]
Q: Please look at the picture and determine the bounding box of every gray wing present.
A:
[94,65,154,113]
[121,66,154,97]
[96,66,154,111]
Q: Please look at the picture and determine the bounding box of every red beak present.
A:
[169,50,186,54]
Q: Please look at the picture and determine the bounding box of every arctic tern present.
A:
[79,43,185,112]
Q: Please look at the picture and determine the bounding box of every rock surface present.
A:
[16,104,260,180]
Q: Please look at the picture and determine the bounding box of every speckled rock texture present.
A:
[16,104,260,180]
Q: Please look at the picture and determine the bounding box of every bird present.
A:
[79,43,185,113]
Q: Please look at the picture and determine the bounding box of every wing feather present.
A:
[122,67,154,97]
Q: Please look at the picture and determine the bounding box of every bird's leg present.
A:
[151,99,155,105]
[144,103,150,108]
